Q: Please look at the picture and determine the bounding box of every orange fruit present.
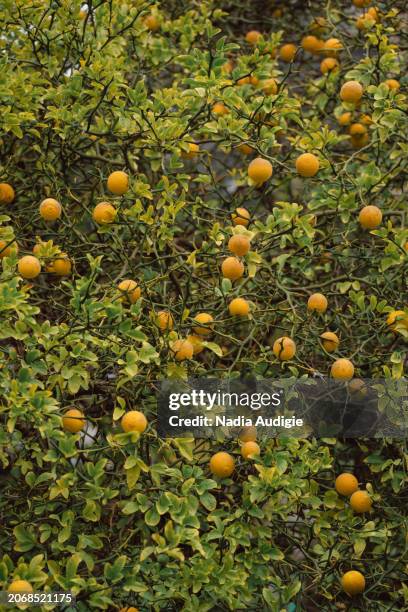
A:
[358,205,382,229]
[241,441,260,459]
[301,35,323,54]
[93,202,116,224]
[156,310,174,331]
[0,182,15,205]
[261,78,278,95]
[320,57,339,74]
[186,334,204,355]
[170,339,194,361]
[209,451,235,477]
[340,80,363,103]
[330,358,355,380]
[350,490,372,513]
[307,292,328,313]
[237,144,255,155]
[248,158,273,185]
[212,102,229,116]
[386,310,408,331]
[121,410,147,433]
[341,571,366,596]
[320,331,339,352]
[353,0,371,6]
[384,78,400,91]
[335,473,359,496]
[273,336,296,361]
[229,297,250,316]
[181,142,199,159]
[351,133,369,149]
[221,257,244,281]
[228,234,250,256]
[39,198,62,221]
[119,608,139,612]
[245,30,262,45]
[107,171,129,195]
[18,255,41,279]
[232,207,250,227]
[349,123,366,136]
[0,239,18,258]
[279,43,297,62]
[296,153,320,177]
[338,112,352,126]
[144,14,160,31]
[322,37,343,55]
[52,254,72,276]
[193,312,214,336]
[8,580,33,594]
[62,408,85,433]
[360,113,373,125]
[239,425,257,442]
[222,60,233,74]
[118,279,141,304]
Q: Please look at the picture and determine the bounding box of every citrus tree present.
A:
[0,0,407,610]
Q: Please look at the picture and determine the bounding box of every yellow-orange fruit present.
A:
[349,123,367,136]
[222,59,233,74]
[228,234,250,256]
[18,255,41,279]
[93,202,116,224]
[156,310,174,331]
[118,279,141,303]
[245,30,262,45]
[273,336,296,360]
[335,473,359,496]
[351,133,369,149]
[296,153,320,177]
[62,408,85,433]
[320,331,339,352]
[307,292,328,313]
[237,144,255,155]
[322,37,343,55]
[353,0,371,7]
[239,425,257,442]
[385,79,400,91]
[209,451,235,477]
[340,81,363,103]
[119,608,139,612]
[107,171,129,195]
[350,490,372,513]
[186,334,204,355]
[170,339,194,361]
[229,297,250,316]
[0,240,18,258]
[193,312,214,336]
[241,441,260,459]
[7,580,33,594]
[248,158,273,185]
[341,571,366,596]
[386,310,408,331]
[52,254,72,276]
[232,207,250,227]
[121,410,147,433]
[144,14,160,31]
[221,257,244,281]
[360,113,373,125]
[39,198,62,221]
[338,112,352,126]
[358,205,382,229]
[301,35,323,54]
[212,102,229,116]
[181,142,199,159]
[320,57,339,74]
[261,78,278,95]
[279,43,297,62]
[330,358,355,380]
[0,182,15,205]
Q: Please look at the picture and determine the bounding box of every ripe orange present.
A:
[144,14,160,31]
[181,143,199,159]
[248,158,273,186]
[222,59,233,74]
[307,292,328,313]
[349,123,366,136]
[18,255,41,279]
[237,144,255,155]
[241,441,260,459]
[170,339,194,361]
[193,312,214,336]
[229,297,250,316]
[296,153,319,177]
[341,571,365,596]
[228,234,250,256]
[52,254,72,276]
[331,358,355,380]
[384,78,400,91]
[186,334,204,355]
[245,30,262,45]
[156,310,174,331]
[301,35,323,54]
[320,57,339,74]
[273,336,296,361]
[118,279,141,303]
[0,239,18,258]
[322,37,343,56]
[0,182,15,205]
[62,408,85,433]
[8,580,33,593]
[232,207,250,227]
[239,425,257,442]
[351,132,369,149]
[93,202,116,224]
[107,171,129,195]
[119,607,139,612]
[350,490,372,513]
[279,43,297,62]
[39,198,62,221]
[320,331,339,352]
[121,410,147,433]
[261,78,278,95]
[359,205,382,229]
[386,310,408,331]
[212,102,229,116]
[360,113,373,125]
[340,81,363,103]
[221,257,244,281]
[209,451,235,477]
[335,473,359,496]
[353,0,371,7]
[338,112,352,126]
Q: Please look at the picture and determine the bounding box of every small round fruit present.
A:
[322,37,342,55]
[8,580,33,594]
[320,331,339,352]
[62,408,85,433]
[0,182,15,205]
[93,202,116,224]
[228,235,250,256]
[186,334,204,355]
[331,358,354,380]
[119,607,139,612]
[181,143,199,159]
[261,78,278,95]
[156,310,174,331]
[350,490,372,513]
[170,339,194,361]
[341,571,365,596]
[301,35,323,54]
[221,257,244,281]
[351,133,369,149]
[212,102,229,116]
[193,312,214,336]
[386,310,408,331]
[248,158,273,186]
[359,205,382,229]
[144,14,160,31]
[353,0,371,6]
[52,254,72,276]
[348,378,367,398]
[39,198,62,221]
[107,171,129,195]
[232,207,250,227]
[121,410,147,433]
[239,425,257,442]
[296,153,320,177]
[241,441,260,459]
[279,43,297,62]
[245,30,262,45]
[349,123,366,136]
[237,143,254,155]
[335,473,359,496]
[307,292,328,313]
[338,112,352,126]
[0,240,18,258]
[209,451,235,477]
[229,297,250,316]
[320,57,339,74]
[273,337,296,361]
[385,79,400,91]
[18,255,41,279]
[340,81,363,103]
[118,279,141,304]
